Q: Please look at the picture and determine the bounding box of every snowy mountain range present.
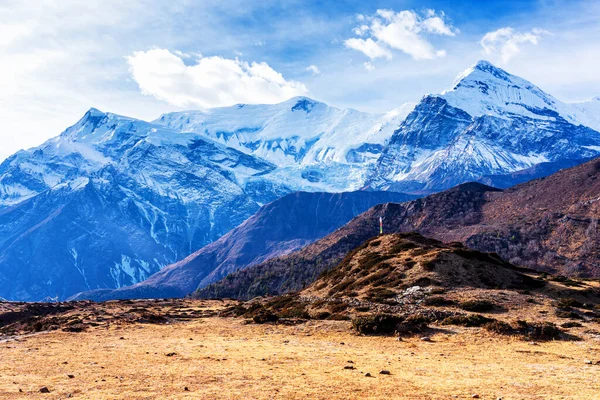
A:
[1,60,600,300]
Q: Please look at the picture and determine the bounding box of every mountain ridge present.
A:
[196,157,600,300]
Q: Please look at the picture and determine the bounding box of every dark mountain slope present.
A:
[69,191,416,301]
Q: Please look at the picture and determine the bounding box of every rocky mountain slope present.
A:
[69,191,416,301]
[196,157,600,300]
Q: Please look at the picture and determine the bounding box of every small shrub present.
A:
[313,311,331,320]
[352,314,403,335]
[352,313,430,336]
[523,322,562,341]
[328,302,349,314]
[561,321,583,328]
[422,259,437,271]
[327,313,350,321]
[484,320,514,335]
[441,314,495,327]
[423,296,455,307]
[366,288,397,303]
[555,298,583,309]
[459,300,496,312]
[555,310,583,320]
[429,287,446,295]
[253,310,279,324]
[395,315,429,335]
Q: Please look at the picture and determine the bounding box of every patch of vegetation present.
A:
[352,313,429,336]
[352,314,403,335]
[550,276,583,287]
[459,300,497,312]
[441,314,495,327]
[253,310,279,324]
[357,252,395,272]
[423,296,456,307]
[451,248,508,266]
[313,311,331,320]
[390,241,418,253]
[422,259,437,271]
[265,295,310,319]
[520,275,546,288]
[483,320,514,335]
[555,298,583,309]
[561,321,583,328]
[555,310,583,320]
[429,287,446,295]
[328,313,351,321]
[366,288,397,303]
[516,321,563,341]
[327,302,349,314]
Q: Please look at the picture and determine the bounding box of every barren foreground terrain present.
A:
[1,300,599,399]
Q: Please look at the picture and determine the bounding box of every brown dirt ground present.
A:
[1,301,599,399]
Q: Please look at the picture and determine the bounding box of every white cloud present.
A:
[345,9,458,61]
[480,27,549,63]
[363,62,375,71]
[344,38,392,60]
[306,64,321,75]
[126,49,309,109]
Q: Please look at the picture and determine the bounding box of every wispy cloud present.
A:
[306,64,321,75]
[345,9,458,62]
[127,49,309,108]
[480,27,549,63]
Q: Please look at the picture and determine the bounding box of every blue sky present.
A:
[1,0,600,160]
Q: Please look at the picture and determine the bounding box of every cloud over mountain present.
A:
[480,27,549,63]
[127,49,309,108]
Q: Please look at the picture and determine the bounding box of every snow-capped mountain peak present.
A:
[439,60,600,132]
[440,60,560,121]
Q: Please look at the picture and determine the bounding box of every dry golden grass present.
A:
[1,303,599,399]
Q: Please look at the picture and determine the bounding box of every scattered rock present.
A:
[67,374,75,379]
[184,387,189,391]
[421,336,431,342]
[119,337,125,340]
[472,395,480,399]
[365,373,372,377]
[584,360,593,365]
[166,352,177,357]
[379,370,391,375]
[344,366,355,370]
[347,360,354,363]
[39,387,50,393]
